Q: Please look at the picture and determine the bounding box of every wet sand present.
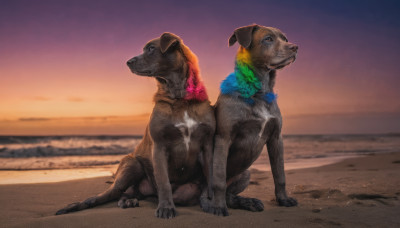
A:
[0,152,399,227]
[0,148,357,185]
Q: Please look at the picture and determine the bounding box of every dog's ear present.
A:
[160,32,180,53]
[228,24,259,48]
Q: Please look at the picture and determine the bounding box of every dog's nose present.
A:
[127,57,137,66]
[288,44,298,52]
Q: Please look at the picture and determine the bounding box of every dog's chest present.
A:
[174,111,198,150]
[253,105,274,137]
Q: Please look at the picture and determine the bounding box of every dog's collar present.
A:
[242,92,278,105]
[184,61,208,102]
[220,48,277,105]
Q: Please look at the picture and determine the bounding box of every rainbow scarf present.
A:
[184,61,208,101]
[220,47,277,105]
[180,43,208,102]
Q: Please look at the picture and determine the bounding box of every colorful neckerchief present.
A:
[220,47,277,105]
[184,61,208,101]
[181,44,208,102]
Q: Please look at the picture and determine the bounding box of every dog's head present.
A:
[229,24,298,70]
[126,32,186,82]
[127,33,208,101]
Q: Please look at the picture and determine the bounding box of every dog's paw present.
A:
[118,198,139,209]
[201,202,229,216]
[155,206,177,219]
[199,194,212,211]
[227,194,264,212]
[277,197,298,207]
[209,206,229,216]
[200,189,229,216]
[243,197,264,212]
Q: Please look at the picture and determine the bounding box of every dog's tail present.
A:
[55,184,124,215]
[56,155,145,215]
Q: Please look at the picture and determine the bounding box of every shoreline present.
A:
[0,168,115,185]
[0,152,399,227]
[0,154,362,185]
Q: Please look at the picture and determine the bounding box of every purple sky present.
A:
[1,0,400,135]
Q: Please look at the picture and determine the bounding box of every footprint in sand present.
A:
[294,188,345,200]
[348,193,398,206]
[308,218,342,227]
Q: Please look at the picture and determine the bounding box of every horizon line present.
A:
[2,110,400,122]
[1,132,399,137]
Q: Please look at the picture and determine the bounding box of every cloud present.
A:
[284,111,400,119]
[283,111,400,135]
[18,117,51,121]
[68,97,84,102]
[15,114,151,123]
[33,96,51,101]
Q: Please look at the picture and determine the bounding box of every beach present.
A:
[0,152,399,227]
[1,0,399,227]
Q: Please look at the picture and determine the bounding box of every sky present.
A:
[0,0,400,135]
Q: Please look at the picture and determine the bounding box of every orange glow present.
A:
[0,115,150,135]
[1,1,399,135]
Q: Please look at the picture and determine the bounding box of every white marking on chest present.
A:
[255,106,274,138]
[174,111,198,151]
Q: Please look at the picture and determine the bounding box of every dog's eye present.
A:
[263,36,273,43]
[147,46,155,52]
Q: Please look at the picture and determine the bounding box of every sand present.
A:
[0,152,399,228]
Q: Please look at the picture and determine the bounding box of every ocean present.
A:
[0,134,399,170]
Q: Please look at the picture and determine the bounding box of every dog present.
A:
[56,32,215,219]
[201,24,298,216]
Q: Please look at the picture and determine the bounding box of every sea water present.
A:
[0,134,399,170]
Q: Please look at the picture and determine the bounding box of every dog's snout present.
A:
[288,44,298,52]
[127,57,137,66]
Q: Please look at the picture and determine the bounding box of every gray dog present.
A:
[201,24,298,216]
[56,33,215,219]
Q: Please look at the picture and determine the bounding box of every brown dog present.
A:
[56,33,215,219]
[201,25,298,216]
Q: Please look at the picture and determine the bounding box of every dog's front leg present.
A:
[152,144,177,219]
[201,135,229,216]
[266,134,298,207]
[203,134,214,199]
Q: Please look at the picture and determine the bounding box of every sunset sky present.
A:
[1,0,400,135]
